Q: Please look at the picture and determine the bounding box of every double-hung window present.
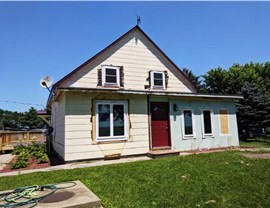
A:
[182,109,195,138]
[102,66,120,87]
[96,100,128,141]
[202,109,213,136]
[150,71,165,89]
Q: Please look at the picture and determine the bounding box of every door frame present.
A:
[149,101,171,150]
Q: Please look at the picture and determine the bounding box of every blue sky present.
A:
[0,2,270,112]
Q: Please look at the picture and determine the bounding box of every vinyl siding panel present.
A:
[60,30,195,93]
[63,92,149,161]
[51,95,65,160]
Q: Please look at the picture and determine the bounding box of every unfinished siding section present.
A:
[60,30,195,93]
[64,92,149,161]
[51,95,65,160]
[169,99,239,151]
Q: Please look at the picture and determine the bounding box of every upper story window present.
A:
[150,71,166,89]
[102,66,120,87]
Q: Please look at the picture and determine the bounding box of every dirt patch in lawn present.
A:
[243,153,270,159]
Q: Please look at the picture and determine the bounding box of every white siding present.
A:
[51,95,65,160]
[60,30,195,93]
[64,92,149,161]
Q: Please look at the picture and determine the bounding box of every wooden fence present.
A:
[0,131,46,153]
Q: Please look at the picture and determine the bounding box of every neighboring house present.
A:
[46,25,241,162]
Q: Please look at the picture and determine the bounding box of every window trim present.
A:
[201,109,214,137]
[181,109,196,139]
[219,108,230,136]
[101,66,120,87]
[150,71,166,89]
[95,100,128,142]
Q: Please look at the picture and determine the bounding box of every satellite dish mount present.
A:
[40,76,53,93]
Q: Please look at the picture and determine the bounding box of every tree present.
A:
[182,68,203,92]
[202,62,270,138]
[201,67,229,94]
[237,82,270,138]
[0,107,45,130]
[202,62,270,95]
[0,109,24,130]
[20,107,45,129]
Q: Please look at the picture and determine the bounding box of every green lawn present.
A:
[0,151,270,208]
[240,138,270,148]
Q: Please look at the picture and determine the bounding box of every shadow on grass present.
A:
[240,138,270,148]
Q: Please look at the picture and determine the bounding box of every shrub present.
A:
[37,154,49,164]
[12,142,30,155]
[18,152,30,161]
[11,159,29,169]
[11,140,49,169]
[11,152,30,169]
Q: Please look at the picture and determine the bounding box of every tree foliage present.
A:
[237,83,270,132]
[201,67,229,94]
[182,68,203,92]
[0,107,45,130]
[202,62,270,95]
[202,62,270,136]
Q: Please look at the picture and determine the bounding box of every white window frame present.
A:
[201,109,214,137]
[219,108,230,136]
[96,100,128,142]
[102,66,120,87]
[150,71,165,89]
[181,109,196,139]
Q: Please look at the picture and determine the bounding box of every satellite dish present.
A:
[40,76,53,89]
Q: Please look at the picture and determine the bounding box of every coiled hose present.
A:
[0,181,76,208]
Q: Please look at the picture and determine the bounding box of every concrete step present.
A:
[0,180,102,208]
[147,150,180,159]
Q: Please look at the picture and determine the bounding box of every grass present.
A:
[240,137,270,148]
[0,151,270,207]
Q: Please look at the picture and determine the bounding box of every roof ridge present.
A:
[49,24,198,100]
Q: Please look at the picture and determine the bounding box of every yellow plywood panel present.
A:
[220,109,229,134]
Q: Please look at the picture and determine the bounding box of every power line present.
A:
[0,99,45,108]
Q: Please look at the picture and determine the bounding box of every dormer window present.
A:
[150,71,165,89]
[102,66,120,87]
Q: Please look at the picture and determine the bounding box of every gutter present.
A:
[55,87,243,100]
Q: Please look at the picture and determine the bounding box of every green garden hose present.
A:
[0,181,77,208]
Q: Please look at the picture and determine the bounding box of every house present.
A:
[46,25,241,162]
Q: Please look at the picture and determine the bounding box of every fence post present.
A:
[27,131,30,140]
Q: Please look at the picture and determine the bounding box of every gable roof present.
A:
[51,25,199,93]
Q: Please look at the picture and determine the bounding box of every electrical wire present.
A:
[0,99,44,108]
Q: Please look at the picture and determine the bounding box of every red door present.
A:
[151,102,171,148]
